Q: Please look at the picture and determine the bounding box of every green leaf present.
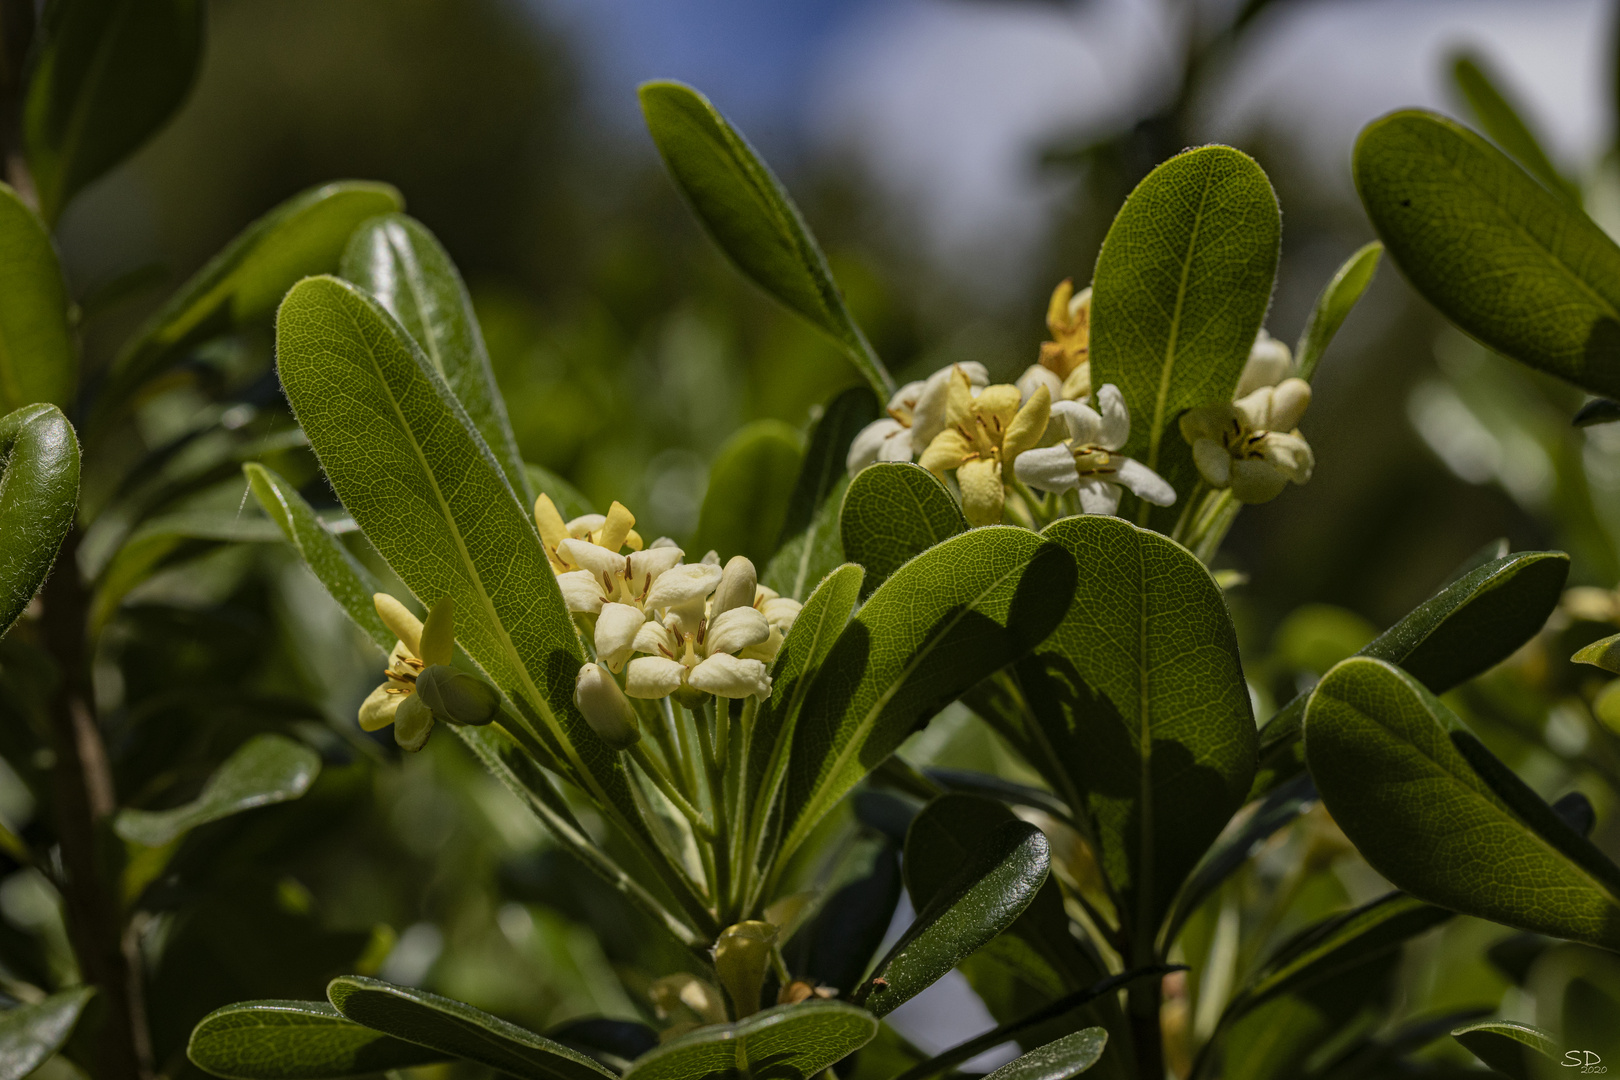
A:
[0,184,74,413]
[0,988,94,1080]
[99,181,404,419]
[326,977,615,1080]
[690,419,803,567]
[1450,1019,1559,1080]
[114,733,320,847]
[1304,657,1620,951]
[780,527,1076,863]
[638,81,893,398]
[187,1000,450,1080]
[340,214,529,501]
[984,1029,1108,1080]
[839,463,966,598]
[1254,548,1568,797]
[0,404,79,640]
[276,276,616,796]
[525,462,594,521]
[859,820,1050,1016]
[744,563,863,887]
[624,1000,877,1080]
[1354,109,1620,398]
[766,386,878,600]
[1450,51,1578,204]
[23,0,205,223]
[1014,515,1255,957]
[1574,632,1620,674]
[1089,145,1280,527]
[1294,241,1382,381]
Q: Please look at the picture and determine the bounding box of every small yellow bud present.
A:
[714,920,777,1019]
[535,494,570,570]
[415,665,500,726]
[374,594,423,656]
[574,663,640,749]
[598,501,636,551]
[418,596,455,667]
[711,556,757,617]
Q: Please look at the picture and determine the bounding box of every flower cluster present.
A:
[1016,279,1092,405]
[359,594,500,752]
[846,361,989,473]
[1014,385,1176,514]
[1179,330,1316,504]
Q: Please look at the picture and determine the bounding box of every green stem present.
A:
[695,700,733,923]
[630,742,714,840]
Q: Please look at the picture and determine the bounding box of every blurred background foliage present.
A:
[9,0,1620,1075]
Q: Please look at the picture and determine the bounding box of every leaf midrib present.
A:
[1144,163,1215,478]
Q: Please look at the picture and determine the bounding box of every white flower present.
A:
[1233,329,1294,399]
[1013,384,1176,516]
[553,539,687,671]
[846,362,989,474]
[1180,379,1314,504]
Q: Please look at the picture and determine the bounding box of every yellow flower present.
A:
[1017,279,1092,404]
[358,594,455,752]
[918,369,1051,526]
[534,494,643,573]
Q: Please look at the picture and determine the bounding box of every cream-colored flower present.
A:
[846,362,990,474]
[626,607,774,700]
[554,538,688,670]
[1017,280,1092,404]
[574,662,640,748]
[1233,329,1294,399]
[918,370,1051,526]
[1180,379,1314,504]
[358,594,454,752]
[1013,384,1175,515]
[534,495,643,573]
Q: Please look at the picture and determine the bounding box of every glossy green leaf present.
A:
[781,527,1076,862]
[859,820,1050,1016]
[1355,109,1620,398]
[1574,632,1620,674]
[0,184,74,413]
[744,563,863,887]
[691,419,803,566]
[526,462,594,521]
[23,0,205,223]
[624,1000,877,1080]
[1090,145,1280,527]
[1294,241,1382,381]
[1450,1019,1559,1080]
[984,1029,1108,1080]
[99,182,404,418]
[0,404,78,640]
[1254,548,1568,796]
[784,840,903,994]
[115,733,320,847]
[1305,657,1620,951]
[767,386,877,599]
[327,977,613,1080]
[1014,515,1254,957]
[639,81,893,398]
[839,462,965,598]
[0,988,94,1080]
[1450,51,1578,204]
[341,214,529,500]
[276,276,619,796]
[187,1000,449,1080]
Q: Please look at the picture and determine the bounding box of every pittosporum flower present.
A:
[624,556,774,702]
[574,662,641,748]
[1013,384,1176,515]
[555,538,688,671]
[535,495,643,573]
[359,594,455,752]
[1180,378,1314,504]
[846,362,989,475]
[918,370,1051,526]
[1233,329,1294,398]
[1017,279,1092,404]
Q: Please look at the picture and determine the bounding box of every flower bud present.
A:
[714,920,776,1019]
[711,556,757,617]
[374,593,423,656]
[415,665,500,726]
[574,663,640,749]
[393,693,435,752]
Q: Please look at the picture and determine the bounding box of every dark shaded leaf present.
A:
[691,419,804,567]
[187,999,449,1080]
[0,404,79,639]
[0,988,95,1080]
[0,183,74,412]
[839,463,965,598]
[625,1000,876,1080]
[115,733,320,847]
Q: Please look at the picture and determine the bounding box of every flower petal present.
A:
[1014,445,1080,493]
[847,418,905,474]
[566,513,607,539]
[626,656,687,699]
[1230,459,1289,504]
[760,596,802,633]
[918,428,972,477]
[1051,399,1102,446]
[1192,437,1232,488]
[627,545,684,592]
[1268,378,1312,432]
[633,618,680,657]
[645,562,722,611]
[1076,479,1122,516]
[560,538,626,579]
[556,570,606,614]
[957,457,1005,527]
[1114,456,1176,506]
[1233,386,1273,432]
[1059,362,1092,402]
[1234,329,1293,397]
[393,694,435,752]
[1258,431,1315,484]
[534,494,571,569]
[689,653,772,699]
[877,428,914,463]
[374,594,423,657]
[1017,364,1063,404]
[1095,384,1129,450]
[598,501,637,551]
[1179,404,1236,444]
[886,379,927,419]
[359,684,405,731]
[707,606,771,656]
[596,603,647,671]
[1002,384,1051,465]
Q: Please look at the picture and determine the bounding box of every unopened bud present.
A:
[711,556,757,617]
[393,694,435,752]
[574,663,640,749]
[714,920,776,1019]
[374,593,423,656]
[415,665,500,726]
